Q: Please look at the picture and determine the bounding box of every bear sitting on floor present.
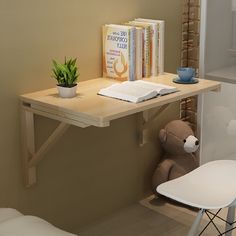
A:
[152,120,199,193]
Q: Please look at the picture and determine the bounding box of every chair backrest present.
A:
[157,160,236,209]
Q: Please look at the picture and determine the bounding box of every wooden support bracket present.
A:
[139,104,170,146]
[212,86,221,92]
[21,109,70,187]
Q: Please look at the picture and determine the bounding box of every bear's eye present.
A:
[183,139,186,143]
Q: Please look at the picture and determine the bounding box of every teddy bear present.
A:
[152,120,199,193]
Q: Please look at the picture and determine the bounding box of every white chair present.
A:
[157,160,236,236]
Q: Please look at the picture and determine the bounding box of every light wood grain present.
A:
[20,73,221,128]
[78,196,235,236]
[28,122,70,168]
[139,104,170,146]
[19,73,221,187]
[20,110,37,187]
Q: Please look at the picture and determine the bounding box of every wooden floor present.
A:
[77,195,236,236]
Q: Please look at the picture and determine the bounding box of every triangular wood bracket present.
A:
[21,109,70,187]
[138,104,170,146]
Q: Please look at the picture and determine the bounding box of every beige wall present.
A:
[0,0,182,233]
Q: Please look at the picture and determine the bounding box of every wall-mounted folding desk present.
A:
[20,73,220,187]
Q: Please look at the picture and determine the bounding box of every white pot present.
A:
[57,84,77,98]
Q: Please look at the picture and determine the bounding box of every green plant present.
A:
[52,57,79,87]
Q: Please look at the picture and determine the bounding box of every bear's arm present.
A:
[152,158,174,193]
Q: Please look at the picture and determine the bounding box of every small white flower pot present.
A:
[57,84,77,98]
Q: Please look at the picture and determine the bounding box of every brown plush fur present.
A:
[152,120,198,193]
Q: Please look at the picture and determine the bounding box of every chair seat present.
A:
[157,160,236,209]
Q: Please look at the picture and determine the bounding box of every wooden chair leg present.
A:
[225,207,235,236]
[187,209,205,236]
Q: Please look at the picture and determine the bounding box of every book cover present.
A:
[103,24,135,81]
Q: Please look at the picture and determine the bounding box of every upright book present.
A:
[103,24,136,81]
[127,21,151,78]
[98,80,177,103]
[123,24,143,80]
[135,18,165,75]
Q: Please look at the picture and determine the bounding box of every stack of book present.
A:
[102,18,165,81]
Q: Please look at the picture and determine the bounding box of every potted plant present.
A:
[52,57,79,98]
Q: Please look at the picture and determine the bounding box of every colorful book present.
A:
[135,27,143,80]
[135,18,165,75]
[134,20,158,77]
[124,24,143,80]
[103,24,136,81]
[127,21,152,78]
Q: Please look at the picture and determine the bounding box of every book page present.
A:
[98,80,177,103]
[99,82,157,103]
[124,80,177,95]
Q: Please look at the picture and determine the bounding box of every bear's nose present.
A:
[195,140,199,146]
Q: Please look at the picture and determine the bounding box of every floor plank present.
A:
[77,195,236,236]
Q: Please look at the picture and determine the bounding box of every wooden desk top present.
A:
[20,73,220,127]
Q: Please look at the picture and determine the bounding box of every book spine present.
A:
[102,26,108,78]
[158,21,165,75]
[157,23,160,75]
[143,27,151,78]
[136,28,143,80]
[151,24,158,77]
[134,19,165,75]
[129,28,136,81]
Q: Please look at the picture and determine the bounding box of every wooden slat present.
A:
[143,104,170,129]
[22,104,91,128]
[139,104,170,146]
[20,110,37,187]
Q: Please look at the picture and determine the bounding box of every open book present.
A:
[98,80,178,103]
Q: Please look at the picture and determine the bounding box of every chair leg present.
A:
[225,207,235,236]
[187,209,205,236]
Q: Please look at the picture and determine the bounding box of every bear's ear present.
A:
[159,129,167,143]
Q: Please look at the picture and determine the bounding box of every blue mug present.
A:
[177,67,195,82]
